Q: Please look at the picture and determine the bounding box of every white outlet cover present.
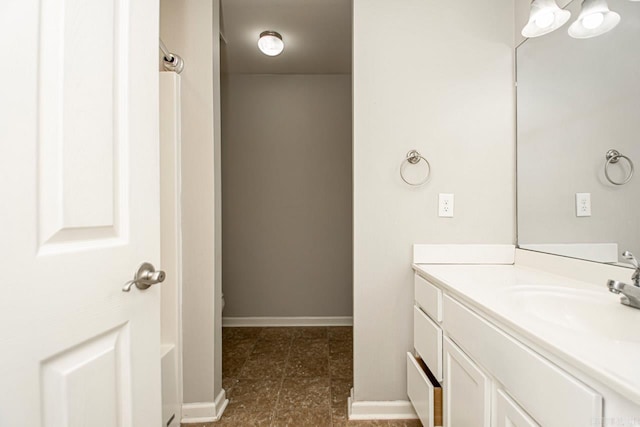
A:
[439,193,454,218]
[576,193,591,217]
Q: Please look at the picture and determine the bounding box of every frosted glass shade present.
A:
[522,0,571,38]
[258,31,284,56]
[569,0,620,38]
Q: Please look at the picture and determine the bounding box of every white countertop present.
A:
[412,263,640,406]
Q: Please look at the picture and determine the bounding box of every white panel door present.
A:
[0,0,161,426]
[443,337,491,427]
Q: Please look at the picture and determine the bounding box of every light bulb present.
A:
[522,0,571,38]
[582,12,605,29]
[568,0,620,38]
[535,12,555,28]
[258,31,284,57]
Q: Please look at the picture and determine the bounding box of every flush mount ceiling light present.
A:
[258,31,284,56]
[522,0,571,38]
[568,0,621,38]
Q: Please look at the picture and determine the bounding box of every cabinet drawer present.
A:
[414,306,443,382]
[407,352,442,427]
[415,274,442,322]
[443,295,602,427]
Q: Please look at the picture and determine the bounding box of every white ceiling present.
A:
[220,0,352,74]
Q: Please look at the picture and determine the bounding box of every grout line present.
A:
[328,330,336,427]
[270,332,293,427]
[234,332,259,381]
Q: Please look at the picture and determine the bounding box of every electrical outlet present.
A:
[576,193,591,217]
[439,193,454,218]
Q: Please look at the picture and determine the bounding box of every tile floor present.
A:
[183,326,422,427]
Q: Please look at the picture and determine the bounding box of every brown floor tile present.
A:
[291,338,329,357]
[330,378,353,408]
[333,421,389,427]
[226,378,281,410]
[259,327,297,341]
[329,339,353,357]
[294,326,329,339]
[272,407,332,427]
[286,353,330,378]
[240,353,288,379]
[217,403,274,427]
[223,327,263,341]
[331,404,349,424]
[223,338,256,358]
[220,326,358,427]
[180,424,215,427]
[222,354,246,378]
[329,354,353,378]
[387,419,422,427]
[328,326,353,342]
[278,377,331,409]
[251,338,292,356]
[222,377,239,394]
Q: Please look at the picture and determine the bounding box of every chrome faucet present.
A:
[623,250,640,286]
[607,251,640,309]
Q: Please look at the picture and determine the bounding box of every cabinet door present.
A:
[443,337,491,427]
[495,389,539,427]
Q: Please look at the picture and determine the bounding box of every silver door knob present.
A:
[122,262,166,292]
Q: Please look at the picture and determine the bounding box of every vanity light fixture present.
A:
[522,0,571,38]
[568,0,621,38]
[258,31,284,56]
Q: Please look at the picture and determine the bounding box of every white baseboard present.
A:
[222,316,353,327]
[347,388,418,420]
[181,389,228,424]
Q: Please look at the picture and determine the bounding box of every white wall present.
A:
[221,74,352,318]
[160,0,223,406]
[352,0,516,402]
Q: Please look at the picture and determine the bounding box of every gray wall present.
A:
[353,0,516,402]
[221,74,353,317]
[517,0,640,262]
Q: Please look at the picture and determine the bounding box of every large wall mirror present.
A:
[517,0,639,265]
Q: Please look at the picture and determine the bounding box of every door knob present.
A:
[122,262,166,292]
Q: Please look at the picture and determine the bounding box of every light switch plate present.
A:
[576,193,591,217]
[439,193,454,218]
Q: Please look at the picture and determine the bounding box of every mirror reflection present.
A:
[517,0,639,265]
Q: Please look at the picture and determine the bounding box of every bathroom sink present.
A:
[502,286,640,343]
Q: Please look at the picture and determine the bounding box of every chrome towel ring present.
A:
[400,150,431,186]
[605,149,634,186]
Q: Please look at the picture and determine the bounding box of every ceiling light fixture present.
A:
[258,31,284,57]
[522,0,571,38]
[568,0,621,38]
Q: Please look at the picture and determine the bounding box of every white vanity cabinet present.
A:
[495,389,539,427]
[408,272,604,427]
[408,274,444,426]
[443,336,490,427]
[413,306,442,381]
